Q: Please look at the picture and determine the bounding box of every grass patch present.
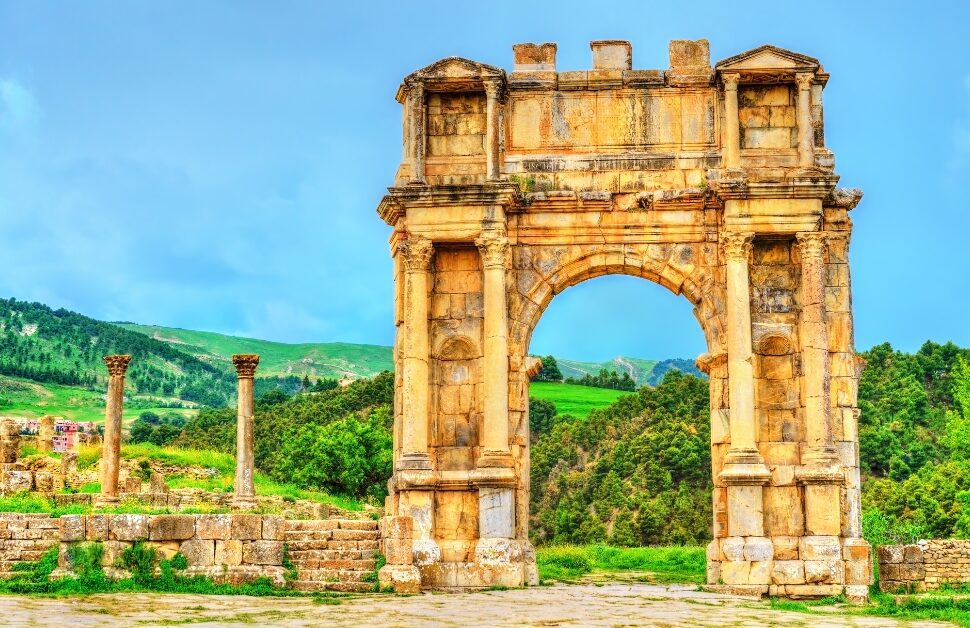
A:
[536,544,705,584]
[528,382,630,419]
[770,590,970,626]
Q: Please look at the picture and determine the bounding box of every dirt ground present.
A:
[0,583,950,627]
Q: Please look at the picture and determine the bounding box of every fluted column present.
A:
[796,72,815,169]
[484,78,502,181]
[232,354,259,509]
[398,236,434,470]
[98,354,131,505]
[719,233,769,483]
[796,232,839,466]
[476,229,513,468]
[722,73,741,169]
[408,81,426,184]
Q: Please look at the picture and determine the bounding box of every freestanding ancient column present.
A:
[796,72,815,169]
[722,73,741,169]
[484,78,502,181]
[231,354,259,509]
[97,354,131,506]
[37,415,55,453]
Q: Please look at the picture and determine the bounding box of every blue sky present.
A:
[0,1,967,362]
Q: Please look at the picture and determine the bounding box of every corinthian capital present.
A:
[796,231,828,259]
[476,231,510,268]
[483,78,502,100]
[232,354,260,379]
[795,72,814,91]
[103,355,132,376]
[721,73,739,91]
[399,236,434,272]
[721,231,754,262]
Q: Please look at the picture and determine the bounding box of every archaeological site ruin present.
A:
[375,39,869,600]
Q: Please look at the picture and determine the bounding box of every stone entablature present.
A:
[378,38,867,601]
[878,540,970,593]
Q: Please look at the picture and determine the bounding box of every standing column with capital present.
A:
[232,354,259,509]
[97,354,131,506]
[476,229,513,469]
[398,236,434,471]
[722,73,741,169]
[796,73,816,169]
[408,80,426,184]
[484,78,502,181]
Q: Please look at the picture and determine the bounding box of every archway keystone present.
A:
[376,39,868,600]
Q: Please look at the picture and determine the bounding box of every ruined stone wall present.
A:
[878,541,970,592]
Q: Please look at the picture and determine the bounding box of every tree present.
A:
[535,355,563,382]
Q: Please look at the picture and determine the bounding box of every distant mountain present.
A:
[556,356,703,386]
[116,324,394,380]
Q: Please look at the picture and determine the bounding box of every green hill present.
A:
[556,356,702,386]
[116,324,394,380]
[528,382,631,419]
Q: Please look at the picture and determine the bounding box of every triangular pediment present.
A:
[716,45,819,72]
[405,57,505,83]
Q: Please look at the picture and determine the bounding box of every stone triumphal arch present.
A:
[376,39,869,600]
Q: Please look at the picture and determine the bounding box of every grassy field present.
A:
[528,381,631,418]
[117,324,394,379]
[0,376,196,424]
[536,544,706,584]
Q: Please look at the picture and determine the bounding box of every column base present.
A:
[231,496,257,510]
[93,494,120,509]
[476,449,514,469]
[719,448,771,485]
[397,452,432,471]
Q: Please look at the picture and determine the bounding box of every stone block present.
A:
[764,486,803,537]
[231,514,263,541]
[59,515,85,542]
[749,560,771,585]
[590,40,631,70]
[726,485,764,537]
[904,545,924,564]
[668,39,710,70]
[772,537,800,560]
[744,537,773,562]
[804,559,843,585]
[513,43,557,73]
[261,516,285,541]
[196,514,232,540]
[845,558,871,585]
[720,537,744,562]
[149,515,196,541]
[771,560,805,585]
[479,487,514,539]
[85,515,108,541]
[6,471,33,492]
[215,539,243,566]
[785,583,844,599]
[800,536,842,561]
[384,537,413,565]
[179,539,215,567]
[109,515,149,541]
[242,540,283,566]
[877,544,904,564]
[720,561,751,585]
[804,484,841,536]
[149,541,181,560]
[380,516,413,540]
[34,471,54,493]
[378,564,421,594]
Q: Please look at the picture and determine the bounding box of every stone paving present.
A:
[0,583,949,626]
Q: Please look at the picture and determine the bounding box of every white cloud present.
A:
[0,79,39,136]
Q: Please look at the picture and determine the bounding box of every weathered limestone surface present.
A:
[878,540,970,593]
[231,354,260,510]
[377,39,866,599]
[97,355,131,506]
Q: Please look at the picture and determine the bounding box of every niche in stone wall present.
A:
[426,92,486,157]
[738,84,797,150]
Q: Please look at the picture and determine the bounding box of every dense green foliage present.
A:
[533,355,564,382]
[128,411,186,446]
[0,298,234,406]
[175,373,394,500]
[536,544,705,583]
[566,368,638,391]
[530,371,712,546]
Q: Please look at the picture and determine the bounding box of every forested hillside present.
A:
[0,298,234,406]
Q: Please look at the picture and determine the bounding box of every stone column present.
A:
[38,415,55,453]
[722,73,741,169]
[408,80,426,184]
[720,233,770,484]
[232,354,259,509]
[398,236,434,471]
[98,354,131,506]
[476,229,513,468]
[796,232,838,466]
[796,73,815,169]
[484,78,502,181]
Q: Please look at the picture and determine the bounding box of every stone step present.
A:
[290,558,377,571]
[285,519,378,532]
[296,569,372,583]
[290,580,377,593]
[284,528,379,541]
[285,540,380,552]
[287,549,373,561]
